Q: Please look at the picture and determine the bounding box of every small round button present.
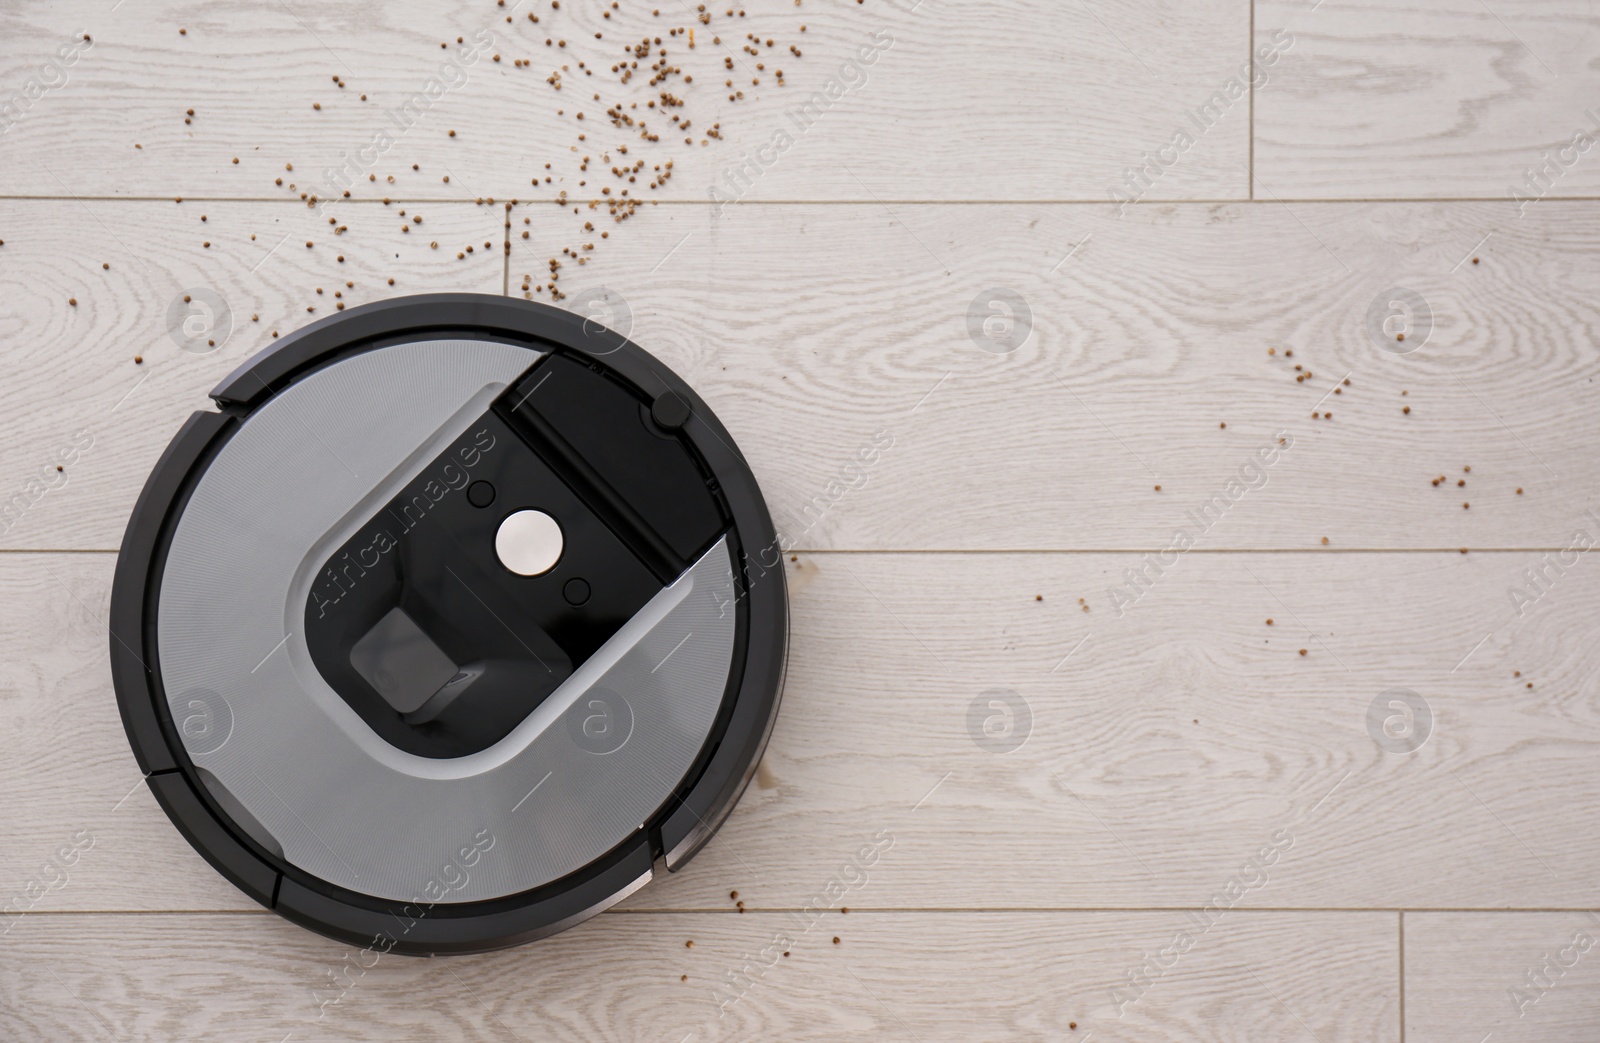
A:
[495,510,563,576]
[651,390,691,430]
[467,480,495,508]
[562,578,591,606]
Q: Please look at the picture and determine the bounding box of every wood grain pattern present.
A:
[0,0,1249,202]
[6,198,1600,551]
[0,910,1397,1042]
[0,198,503,552]
[6,3,1600,1039]
[8,545,1599,915]
[1405,912,1600,1042]
[521,196,1597,553]
[1255,0,1600,199]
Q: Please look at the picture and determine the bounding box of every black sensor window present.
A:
[348,606,460,715]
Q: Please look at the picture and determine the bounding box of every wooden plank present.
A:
[0,554,247,914]
[1255,0,1600,199]
[6,546,1599,914]
[0,198,504,552]
[0,910,1396,1041]
[0,0,1250,202]
[515,197,1593,552]
[6,198,1600,550]
[1405,912,1600,1043]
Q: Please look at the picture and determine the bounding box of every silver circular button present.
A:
[495,509,563,575]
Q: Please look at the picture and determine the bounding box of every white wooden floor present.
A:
[3,0,1600,1039]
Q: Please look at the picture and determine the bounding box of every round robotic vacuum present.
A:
[110,294,787,954]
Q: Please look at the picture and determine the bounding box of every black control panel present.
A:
[303,354,727,760]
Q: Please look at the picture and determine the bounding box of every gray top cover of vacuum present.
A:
[158,339,734,902]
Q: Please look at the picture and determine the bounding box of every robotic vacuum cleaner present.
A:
[110,294,787,954]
